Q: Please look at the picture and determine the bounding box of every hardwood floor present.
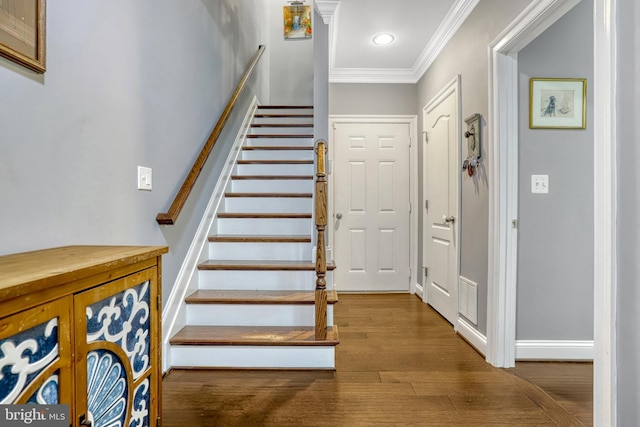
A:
[163,293,592,426]
[514,361,593,426]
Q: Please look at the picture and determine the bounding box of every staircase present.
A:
[169,106,339,369]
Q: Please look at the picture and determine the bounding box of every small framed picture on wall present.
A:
[283,2,312,40]
[529,78,587,129]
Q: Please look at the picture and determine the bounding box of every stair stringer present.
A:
[161,97,258,373]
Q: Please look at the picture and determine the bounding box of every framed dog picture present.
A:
[529,78,586,129]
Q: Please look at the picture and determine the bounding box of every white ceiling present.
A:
[318,0,480,84]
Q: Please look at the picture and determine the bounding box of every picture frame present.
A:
[283,3,312,40]
[0,0,46,73]
[529,78,586,129]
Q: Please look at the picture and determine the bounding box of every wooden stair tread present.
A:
[251,124,313,128]
[224,192,312,198]
[236,160,313,164]
[258,105,313,109]
[242,145,313,150]
[170,325,339,346]
[246,134,313,139]
[209,235,311,243]
[217,213,311,219]
[198,260,337,271]
[185,289,338,304]
[231,175,313,180]
[254,114,313,118]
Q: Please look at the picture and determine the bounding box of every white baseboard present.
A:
[161,97,258,372]
[515,340,594,361]
[456,317,487,356]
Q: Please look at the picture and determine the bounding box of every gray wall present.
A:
[269,1,314,105]
[416,0,530,335]
[330,83,418,115]
[516,0,594,341]
[0,0,269,304]
[616,0,640,422]
[314,9,329,143]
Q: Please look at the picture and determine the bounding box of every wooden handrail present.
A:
[157,45,266,225]
[314,140,328,340]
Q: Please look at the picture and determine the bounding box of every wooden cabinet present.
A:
[0,246,167,427]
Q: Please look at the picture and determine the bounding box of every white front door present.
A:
[333,121,411,292]
[423,77,460,325]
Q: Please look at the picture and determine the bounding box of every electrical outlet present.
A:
[138,166,152,191]
[531,174,548,194]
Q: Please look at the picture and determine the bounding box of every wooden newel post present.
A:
[315,140,328,340]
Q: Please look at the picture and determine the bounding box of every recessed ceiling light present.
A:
[372,33,394,46]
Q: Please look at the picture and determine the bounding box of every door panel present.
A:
[423,80,460,325]
[334,122,410,292]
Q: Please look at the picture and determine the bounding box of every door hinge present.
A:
[409,136,412,147]
[409,202,412,214]
[423,131,428,143]
[512,219,518,229]
[425,200,428,210]
[424,267,428,277]
[409,268,412,278]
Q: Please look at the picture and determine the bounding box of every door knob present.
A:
[336,213,343,220]
[442,215,455,223]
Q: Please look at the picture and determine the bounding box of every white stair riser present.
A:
[186,304,334,326]
[253,117,313,125]
[245,139,314,147]
[235,163,314,175]
[250,127,312,135]
[241,149,313,161]
[198,270,333,290]
[257,108,313,115]
[224,197,312,213]
[216,217,311,235]
[170,346,335,369]
[231,179,312,193]
[208,241,311,260]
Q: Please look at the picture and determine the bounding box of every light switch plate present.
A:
[138,166,152,191]
[531,174,548,194]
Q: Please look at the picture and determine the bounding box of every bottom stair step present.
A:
[170,325,339,346]
[169,326,339,369]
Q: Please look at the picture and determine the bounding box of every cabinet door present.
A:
[74,267,159,427]
[0,296,74,405]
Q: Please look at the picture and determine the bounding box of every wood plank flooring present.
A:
[514,361,593,426]
[163,293,592,426]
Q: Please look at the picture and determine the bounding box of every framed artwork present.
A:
[283,3,312,40]
[0,0,46,73]
[529,78,586,129]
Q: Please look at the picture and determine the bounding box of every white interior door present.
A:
[333,121,410,292]
[423,77,460,325]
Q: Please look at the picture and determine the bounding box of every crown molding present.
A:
[314,0,340,25]
[412,0,480,81]
[329,0,479,84]
[330,67,418,84]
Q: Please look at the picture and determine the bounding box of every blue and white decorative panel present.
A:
[130,378,149,427]
[87,350,127,427]
[27,373,59,404]
[0,318,58,404]
[86,281,150,380]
